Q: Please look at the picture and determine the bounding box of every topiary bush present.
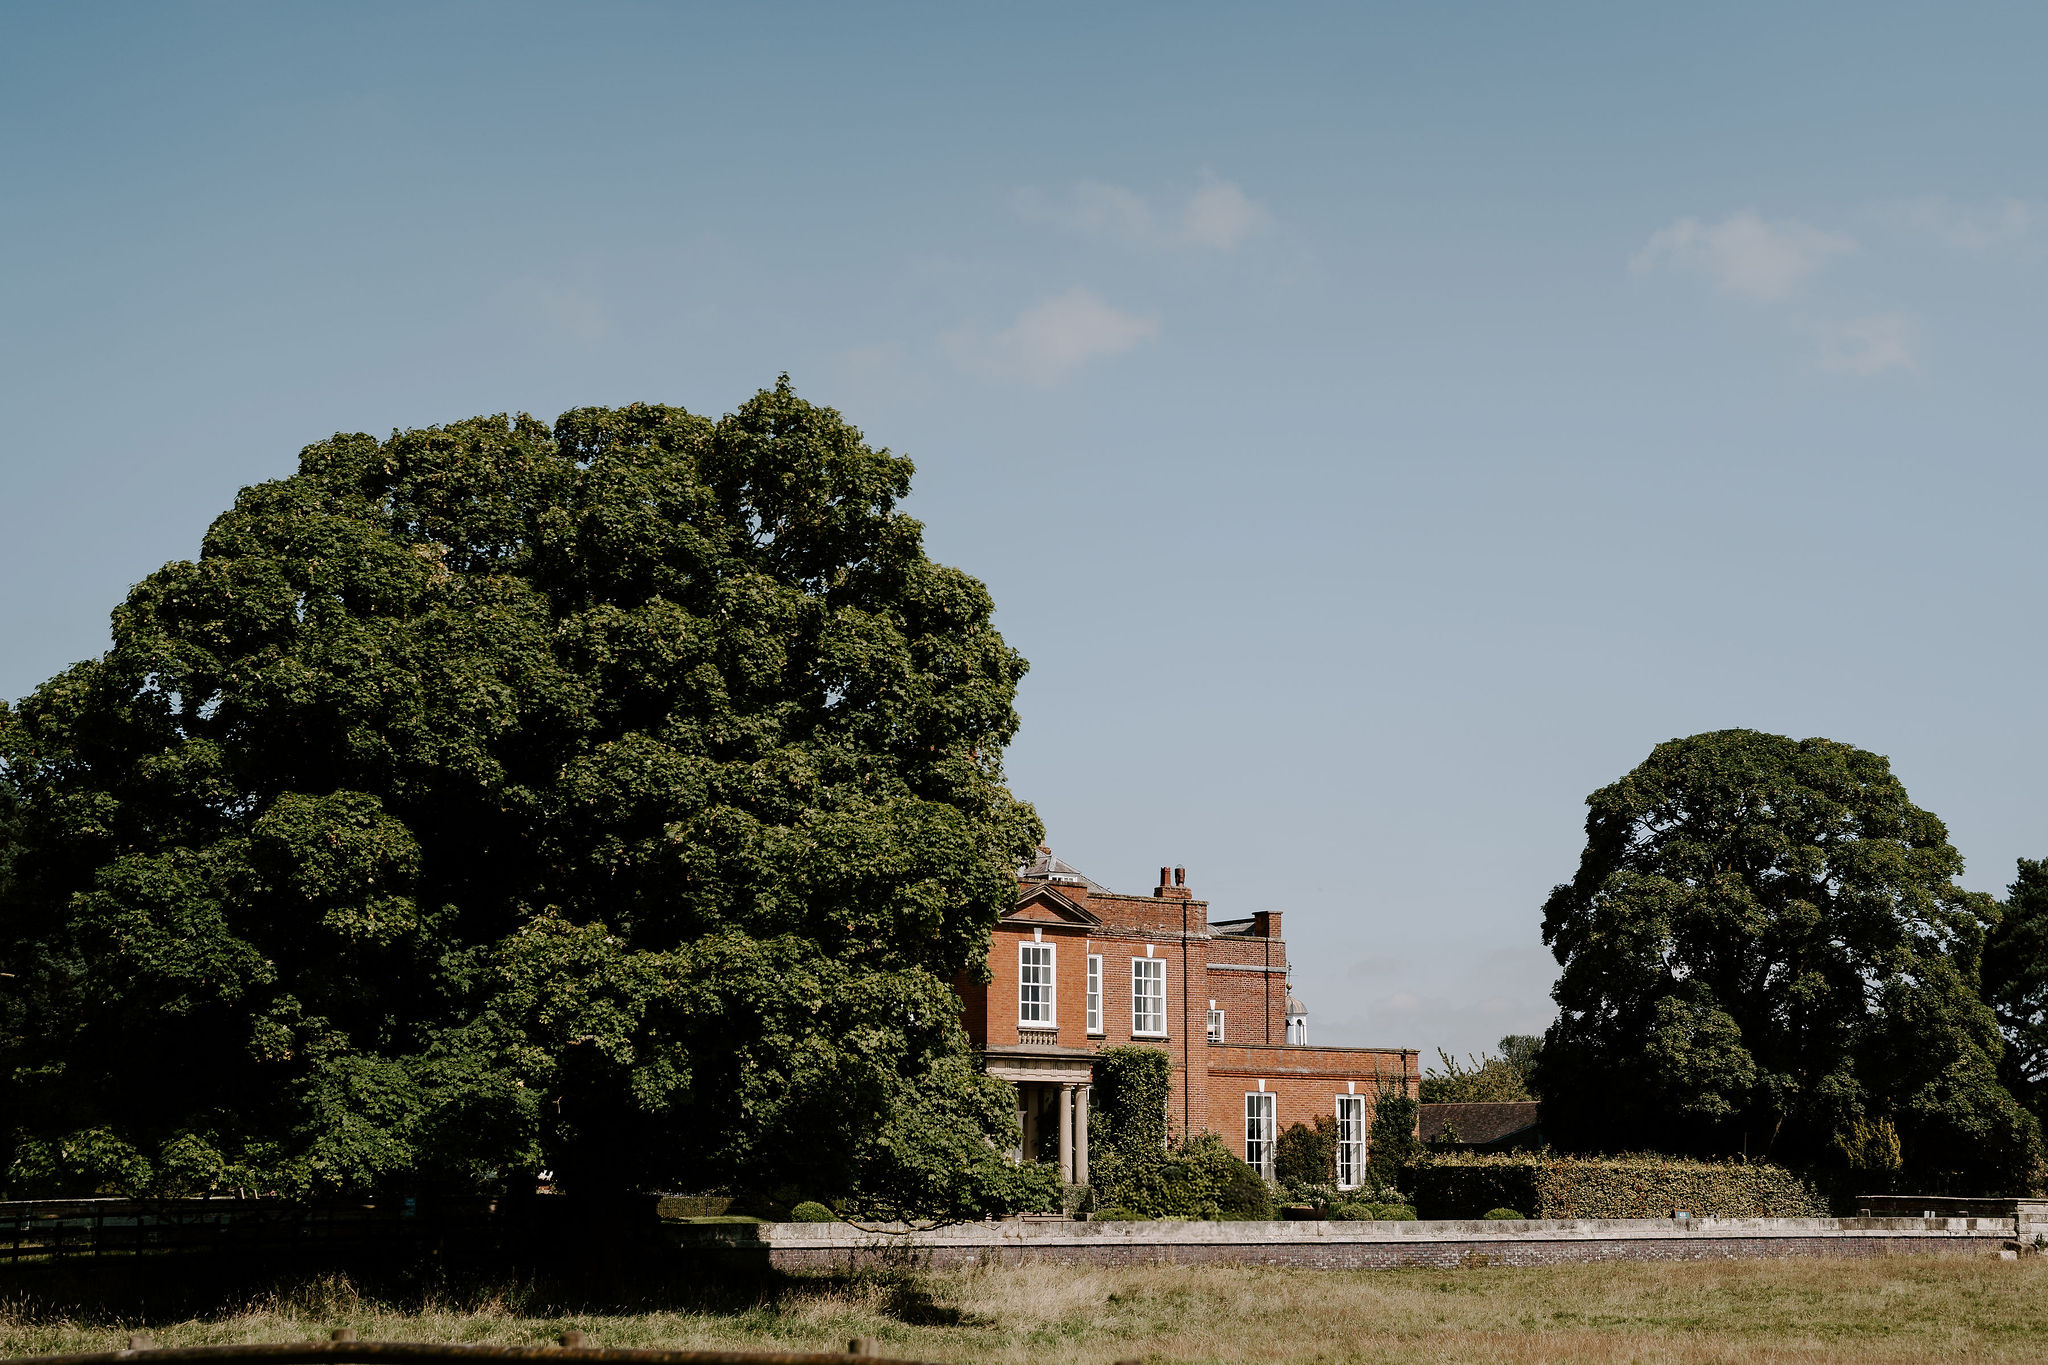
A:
[789,1201,836,1222]
[1484,1207,1524,1220]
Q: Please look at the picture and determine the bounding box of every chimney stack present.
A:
[1155,864,1192,900]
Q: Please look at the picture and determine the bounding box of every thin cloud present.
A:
[1807,313,1917,375]
[1181,172,1271,248]
[1017,172,1271,250]
[945,288,1159,386]
[1892,196,2032,250]
[1632,212,1856,302]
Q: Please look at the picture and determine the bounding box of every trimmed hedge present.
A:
[1409,1153,1826,1220]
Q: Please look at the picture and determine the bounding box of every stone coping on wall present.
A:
[671,1213,2019,1256]
[670,1215,2021,1271]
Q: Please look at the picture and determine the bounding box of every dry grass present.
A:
[4,1254,2047,1364]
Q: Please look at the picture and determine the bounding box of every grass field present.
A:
[4,1255,2046,1364]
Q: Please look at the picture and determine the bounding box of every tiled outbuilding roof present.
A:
[1419,1101,1542,1149]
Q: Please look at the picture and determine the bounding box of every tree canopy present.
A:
[1418,1038,1540,1104]
[0,381,1045,1210]
[1986,858,2048,1124]
[1535,729,2042,1194]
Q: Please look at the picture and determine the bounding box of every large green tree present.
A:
[1535,730,2042,1194]
[1985,859,2048,1123]
[0,381,1046,1210]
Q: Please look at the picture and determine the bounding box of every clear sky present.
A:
[5,3,2046,1062]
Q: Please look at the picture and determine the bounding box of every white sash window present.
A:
[1086,954,1103,1033]
[1019,942,1055,1025]
[1132,957,1165,1036]
[1245,1092,1276,1177]
[1336,1094,1367,1189]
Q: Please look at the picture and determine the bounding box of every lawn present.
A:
[4,1255,2045,1364]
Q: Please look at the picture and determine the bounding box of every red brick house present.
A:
[954,846,1418,1188]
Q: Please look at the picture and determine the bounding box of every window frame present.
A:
[1086,954,1103,1034]
[1018,941,1056,1027]
[1131,957,1166,1037]
[1335,1094,1367,1190]
[1207,1007,1225,1043]
[1244,1091,1276,1177]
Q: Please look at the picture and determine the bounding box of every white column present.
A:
[1075,1085,1091,1185]
[1058,1084,1075,1182]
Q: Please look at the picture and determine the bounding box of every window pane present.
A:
[1019,943,1054,1024]
[1335,1095,1365,1189]
[1132,958,1164,1034]
[1245,1093,1275,1176]
[1086,955,1102,1032]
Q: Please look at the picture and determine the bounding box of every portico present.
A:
[983,1043,1093,1184]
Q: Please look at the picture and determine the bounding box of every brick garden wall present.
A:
[675,1216,2019,1273]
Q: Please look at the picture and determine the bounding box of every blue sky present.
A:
[5,3,2047,1060]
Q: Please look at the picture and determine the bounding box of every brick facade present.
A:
[955,847,1418,1182]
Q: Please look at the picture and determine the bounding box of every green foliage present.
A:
[1484,1207,1524,1220]
[0,383,1045,1215]
[1211,1139,1275,1219]
[1409,1153,1827,1221]
[1986,858,2048,1123]
[1418,1049,1532,1104]
[1366,1087,1421,1189]
[1497,1034,1544,1098]
[1537,730,2045,1195]
[1329,1200,1415,1221]
[1089,1045,1171,1156]
[788,1201,836,1223]
[1274,1115,1336,1186]
[1088,1044,1271,1218]
[1092,1115,1270,1223]
[1832,1116,1903,1191]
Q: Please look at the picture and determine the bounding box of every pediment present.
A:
[1005,884,1102,926]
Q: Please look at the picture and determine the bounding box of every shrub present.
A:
[789,1201,836,1222]
[1367,1087,1421,1188]
[1409,1153,1826,1220]
[1210,1143,1274,1220]
[1090,1049,1277,1219]
[1484,1207,1524,1220]
[1330,1200,1415,1221]
[1275,1116,1337,1186]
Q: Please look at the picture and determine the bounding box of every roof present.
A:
[1017,844,1107,892]
[1418,1101,1542,1148]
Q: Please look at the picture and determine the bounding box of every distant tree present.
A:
[1497,1034,1545,1097]
[1418,1050,1531,1103]
[1366,1087,1421,1190]
[1536,730,2043,1194]
[1985,859,2048,1122]
[0,382,1047,1214]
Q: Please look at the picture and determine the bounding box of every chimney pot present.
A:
[1174,866,1185,887]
